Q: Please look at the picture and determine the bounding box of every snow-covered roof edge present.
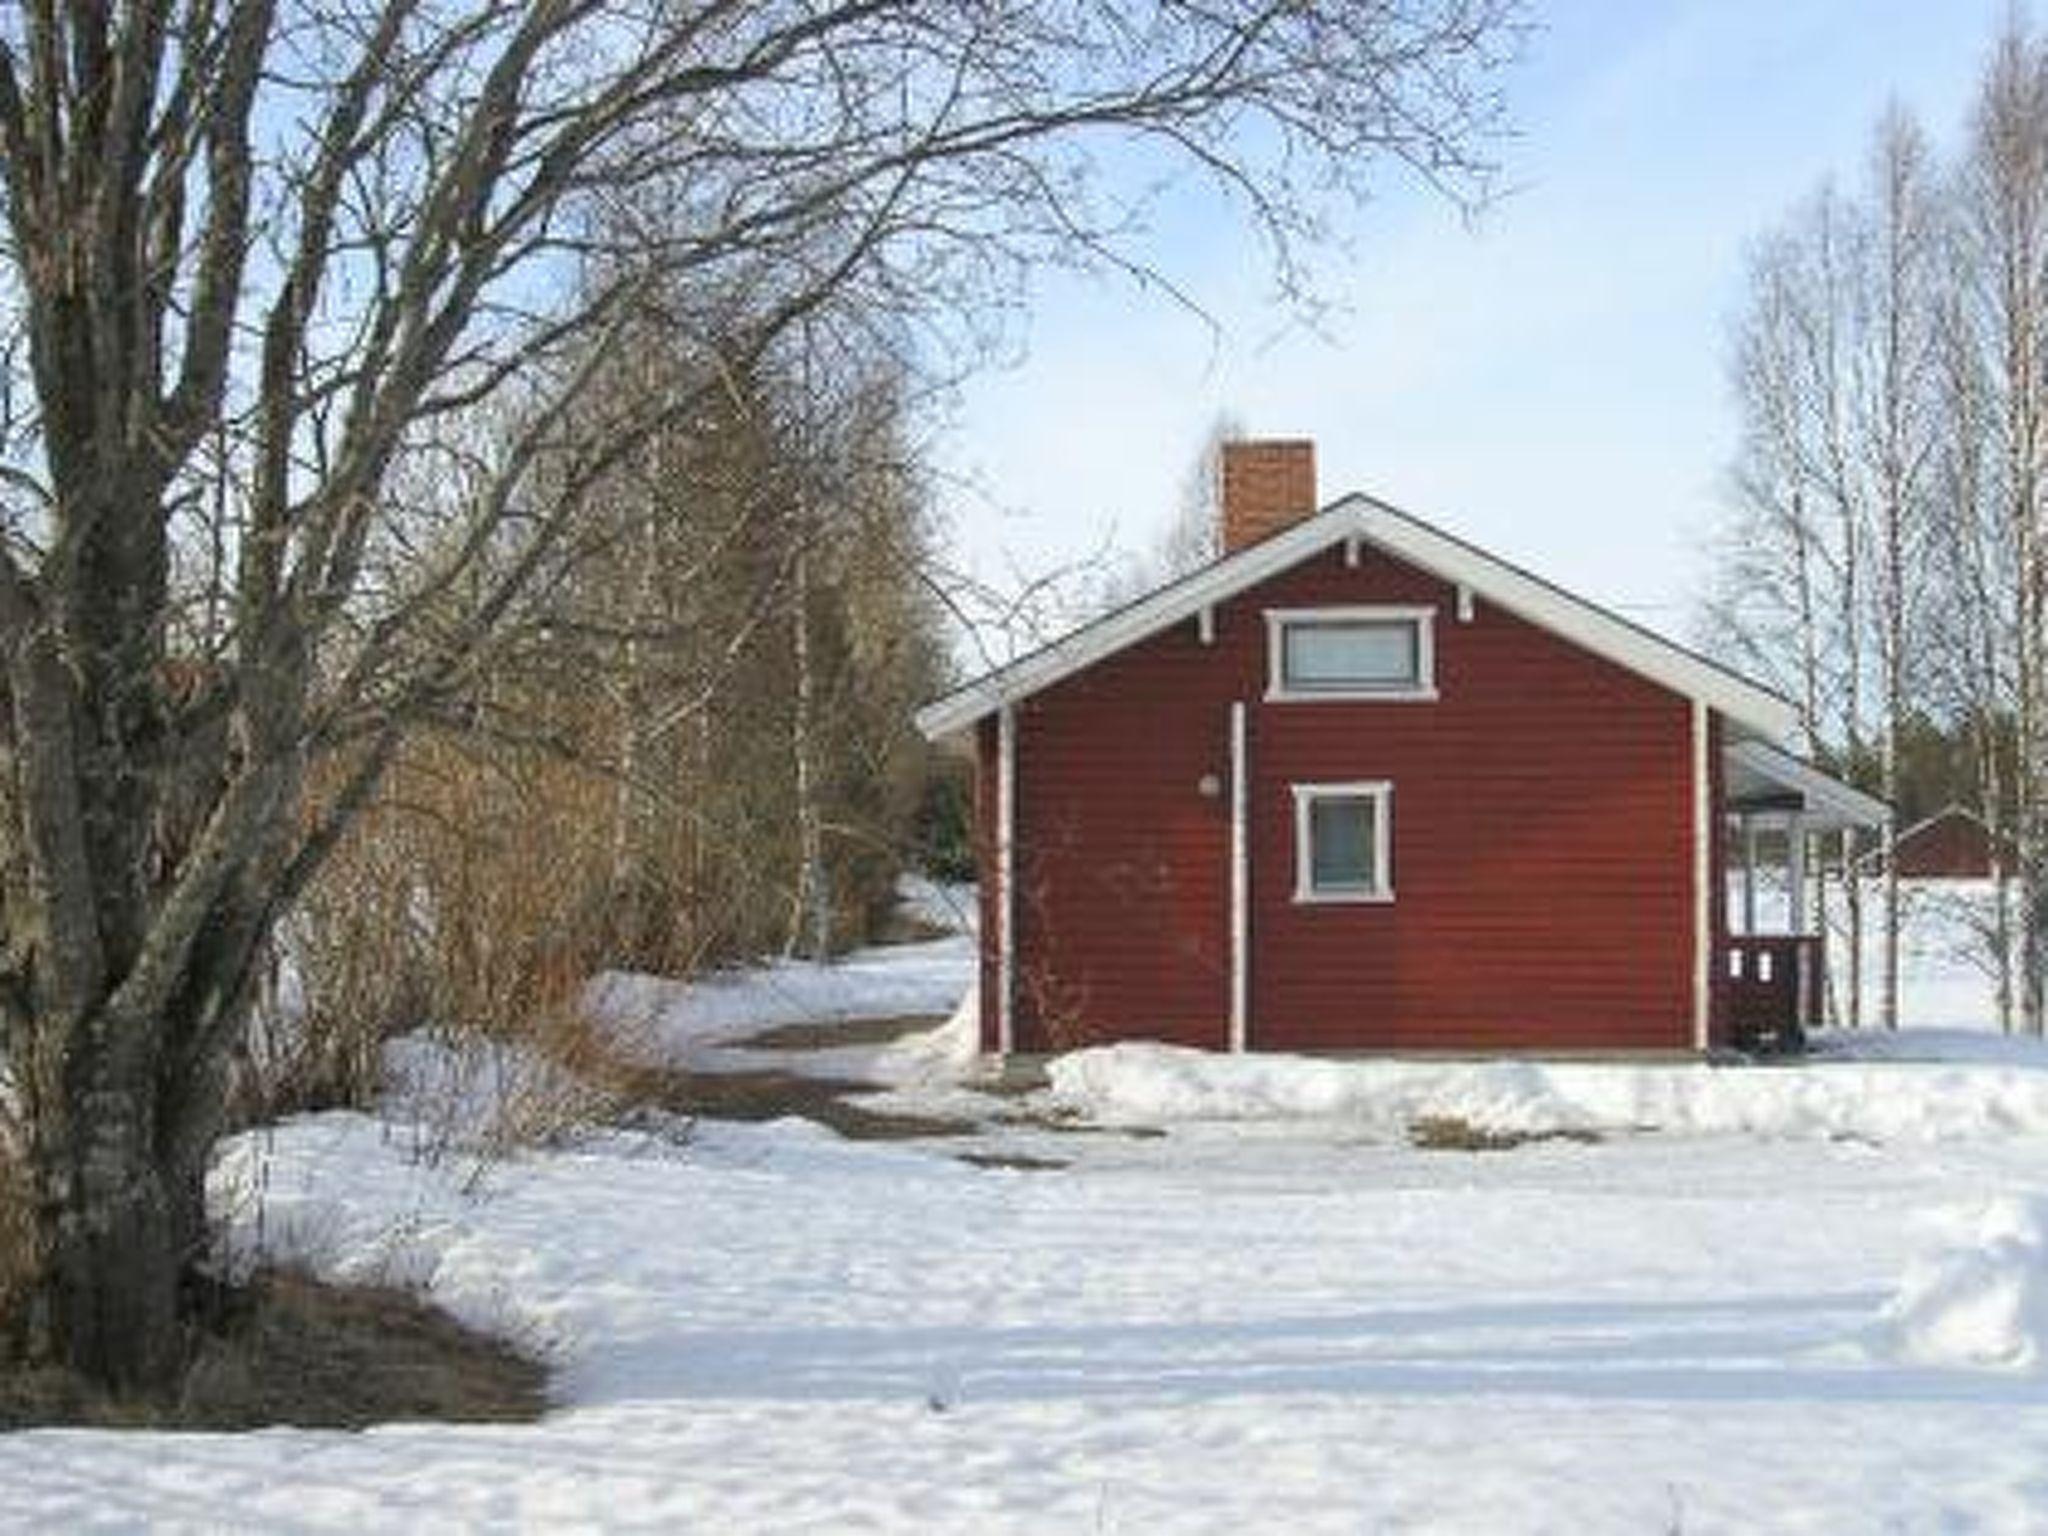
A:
[1727,739,1890,830]
[915,494,1801,743]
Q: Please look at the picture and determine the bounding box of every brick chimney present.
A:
[1219,439,1318,553]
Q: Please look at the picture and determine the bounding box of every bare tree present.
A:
[1862,104,1942,1030]
[0,0,1522,1389]
[1928,228,2021,1028]
[1714,182,1876,1024]
[1956,16,2048,1033]
[1713,18,2048,1036]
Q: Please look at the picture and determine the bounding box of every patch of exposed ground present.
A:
[1407,1115,1603,1153]
[621,1064,978,1141]
[955,1151,1071,1172]
[738,1014,947,1051]
[991,1104,1168,1139]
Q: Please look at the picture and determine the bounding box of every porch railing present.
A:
[1722,935,1825,1051]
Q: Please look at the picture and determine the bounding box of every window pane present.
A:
[1284,621,1418,689]
[1310,796,1378,890]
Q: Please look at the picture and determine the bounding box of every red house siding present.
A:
[1003,542,1707,1054]
[1011,632,1234,1052]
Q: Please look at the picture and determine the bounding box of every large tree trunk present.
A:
[27,1053,188,1390]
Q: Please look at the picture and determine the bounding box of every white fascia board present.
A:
[915,495,1802,743]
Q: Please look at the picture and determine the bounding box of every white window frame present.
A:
[1292,781,1395,904]
[1265,605,1438,702]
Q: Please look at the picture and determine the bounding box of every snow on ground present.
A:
[578,876,981,1085]
[1872,1197,2048,1373]
[13,1094,2048,1533]
[894,875,979,936]
[1855,878,2011,1029]
[20,886,2048,1531]
[586,933,974,1057]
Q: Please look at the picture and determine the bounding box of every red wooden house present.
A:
[916,441,1887,1057]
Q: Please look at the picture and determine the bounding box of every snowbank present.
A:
[1046,1042,2048,1143]
[585,932,974,1055]
[895,874,979,935]
[739,984,985,1089]
[1871,1199,2048,1371]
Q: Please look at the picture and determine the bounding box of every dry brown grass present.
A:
[0,1269,547,1431]
[1407,1115,1603,1153]
[177,1270,547,1430]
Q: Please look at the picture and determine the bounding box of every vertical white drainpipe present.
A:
[997,703,1016,1057]
[1230,701,1248,1052]
[1693,700,1713,1053]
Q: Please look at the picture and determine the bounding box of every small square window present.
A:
[1267,607,1435,700]
[1293,782,1393,903]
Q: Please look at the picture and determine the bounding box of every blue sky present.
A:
[937,1,2012,637]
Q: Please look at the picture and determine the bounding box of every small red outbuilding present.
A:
[916,442,1887,1057]
[1886,806,2012,881]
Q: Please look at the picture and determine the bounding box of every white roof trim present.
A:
[915,495,1800,742]
[1890,803,1992,844]
[1726,739,1890,830]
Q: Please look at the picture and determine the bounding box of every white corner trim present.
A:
[1229,702,1248,1052]
[997,704,1016,1057]
[1343,535,1361,568]
[1291,780,1394,904]
[913,496,1799,743]
[1456,583,1475,623]
[1264,605,1438,703]
[1197,605,1215,646]
[1692,699,1711,1053]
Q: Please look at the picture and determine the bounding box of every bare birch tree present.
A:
[1955,18,2048,1033]
[1714,19,2048,1036]
[1861,105,1942,1030]
[1715,183,1876,1024]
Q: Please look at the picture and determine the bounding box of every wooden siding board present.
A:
[1010,633,1232,1053]
[1001,543,1699,1053]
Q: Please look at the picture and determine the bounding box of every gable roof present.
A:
[916,494,1800,742]
[1891,803,2004,847]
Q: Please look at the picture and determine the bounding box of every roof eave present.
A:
[915,496,1802,743]
[914,502,1362,741]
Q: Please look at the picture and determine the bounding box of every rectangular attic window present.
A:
[1267,606,1436,700]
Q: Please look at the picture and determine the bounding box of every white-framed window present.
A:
[1265,606,1437,701]
[1292,781,1394,904]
